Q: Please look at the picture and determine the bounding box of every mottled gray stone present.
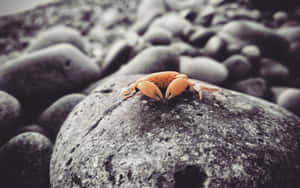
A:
[51,75,300,188]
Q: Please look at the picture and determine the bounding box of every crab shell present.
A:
[122,71,218,101]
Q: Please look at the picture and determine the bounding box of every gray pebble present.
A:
[258,58,290,84]
[143,27,172,45]
[219,21,289,60]
[223,55,252,80]
[117,46,179,75]
[273,88,300,116]
[150,13,192,37]
[189,27,216,47]
[0,132,53,188]
[241,45,261,61]
[203,35,227,60]
[26,26,86,54]
[0,44,99,101]
[0,91,21,146]
[180,56,228,84]
[36,93,85,141]
[100,40,132,78]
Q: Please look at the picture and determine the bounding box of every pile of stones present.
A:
[1,0,300,187]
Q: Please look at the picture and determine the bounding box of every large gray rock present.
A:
[51,75,300,188]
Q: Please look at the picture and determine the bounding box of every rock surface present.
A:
[51,75,300,188]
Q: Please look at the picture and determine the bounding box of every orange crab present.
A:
[122,71,218,101]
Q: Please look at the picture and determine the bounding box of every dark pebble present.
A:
[0,132,53,188]
[36,94,85,141]
[223,55,252,80]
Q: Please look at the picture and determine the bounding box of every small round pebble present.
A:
[219,21,289,60]
[150,13,192,36]
[171,42,201,57]
[275,88,300,116]
[0,91,21,145]
[100,40,132,78]
[117,46,179,75]
[180,56,228,84]
[36,93,85,141]
[189,27,216,47]
[203,35,227,60]
[273,11,288,25]
[26,26,86,54]
[0,132,53,188]
[15,125,50,138]
[143,27,172,45]
[241,45,261,61]
[223,55,252,80]
[258,58,290,84]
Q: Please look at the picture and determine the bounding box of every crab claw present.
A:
[136,80,163,101]
[165,77,189,100]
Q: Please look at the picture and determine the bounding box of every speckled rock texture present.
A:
[51,75,300,188]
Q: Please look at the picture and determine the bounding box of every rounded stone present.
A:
[274,88,300,116]
[150,13,192,37]
[0,43,99,103]
[219,21,290,60]
[189,27,216,47]
[203,35,227,60]
[180,56,228,84]
[231,77,269,99]
[194,6,216,27]
[258,58,290,84]
[143,27,172,45]
[165,0,202,11]
[36,93,85,142]
[0,132,53,188]
[130,14,160,35]
[15,125,50,138]
[273,11,288,25]
[170,42,201,57]
[51,75,300,188]
[117,46,179,75]
[26,26,86,54]
[241,45,261,61]
[100,40,132,78]
[223,55,252,80]
[277,26,300,43]
[0,91,21,145]
[137,0,166,20]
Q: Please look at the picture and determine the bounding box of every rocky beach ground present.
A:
[1,0,300,187]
